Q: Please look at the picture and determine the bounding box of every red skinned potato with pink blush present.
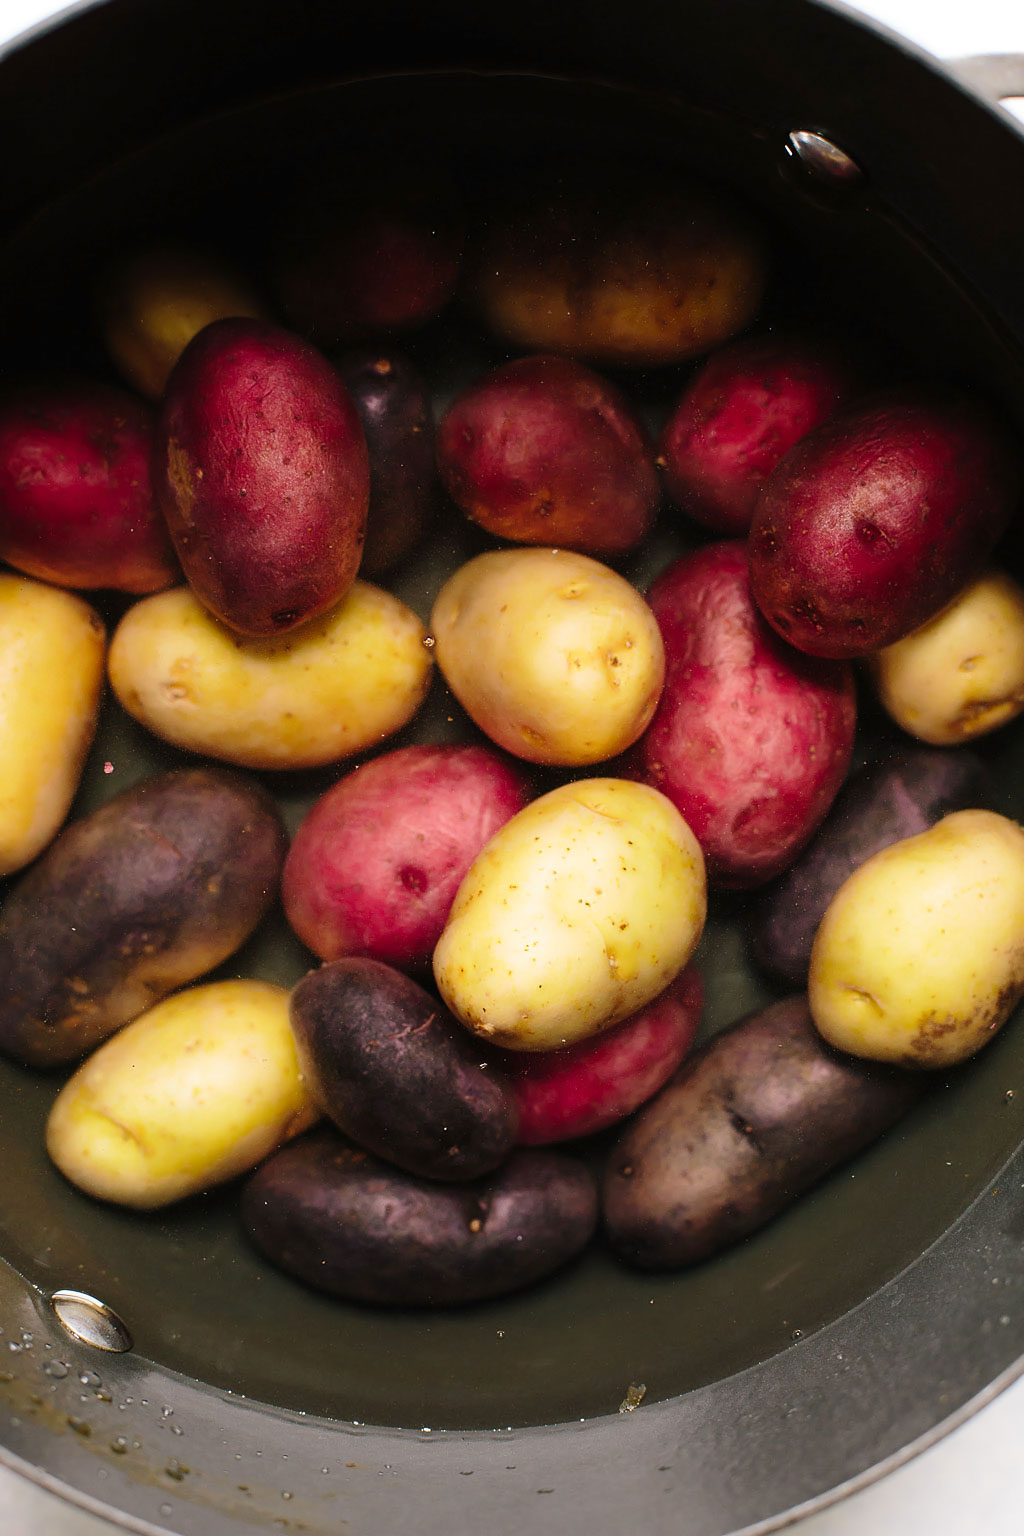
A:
[657,333,853,535]
[155,317,369,636]
[436,354,660,556]
[748,388,1018,658]
[494,965,703,1146]
[282,744,532,972]
[635,540,857,888]
[0,380,178,593]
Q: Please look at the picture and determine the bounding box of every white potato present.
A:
[46,979,319,1208]
[430,548,664,765]
[809,809,1024,1069]
[868,569,1024,744]
[433,777,706,1051]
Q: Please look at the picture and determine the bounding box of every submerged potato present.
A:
[0,574,106,876]
[430,548,664,765]
[434,777,706,1051]
[809,809,1024,1068]
[108,582,432,769]
[46,980,318,1208]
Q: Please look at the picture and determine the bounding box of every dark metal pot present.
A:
[2,2,1024,1532]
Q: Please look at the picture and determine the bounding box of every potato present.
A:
[0,380,178,593]
[46,980,318,1209]
[108,581,432,770]
[749,745,992,986]
[430,548,665,766]
[97,242,268,399]
[433,777,706,1052]
[242,1130,598,1306]
[635,540,857,888]
[657,333,853,535]
[0,574,106,877]
[602,995,922,1269]
[469,163,765,367]
[809,809,1024,1068]
[495,964,703,1145]
[436,354,659,555]
[748,390,1018,658]
[867,569,1024,744]
[155,317,369,636]
[289,958,518,1180]
[0,766,286,1068]
[282,744,531,971]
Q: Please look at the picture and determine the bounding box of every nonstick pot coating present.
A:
[1,4,1024,1533]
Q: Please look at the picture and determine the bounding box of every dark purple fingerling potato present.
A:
[602,995,923,1271]
[242,1130,598,1306]
[748,389,1019,658]
[748,744,993,986]
[288,958,519,1182]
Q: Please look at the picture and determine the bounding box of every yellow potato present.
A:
[0,573,106,876]
[809,809,1024,1069]
[46,979,319,1208]
[108,581,432,769]
[98,244,267,399]
[430,548,665,765]
[868,569,1024,745]
[433,777,706,1051]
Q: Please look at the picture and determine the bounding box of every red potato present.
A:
[282,744,533,972]
[748,389,1018,658]
[436,354,660,556]
[634,540,857,888]
[658,334,853,535]
[494,965,704,1145]
[155,317,369,636]
[0,380,178,593]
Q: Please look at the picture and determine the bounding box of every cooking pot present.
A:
[2,2,1024,1532]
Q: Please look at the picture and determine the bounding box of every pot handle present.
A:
[947,53,1024,106]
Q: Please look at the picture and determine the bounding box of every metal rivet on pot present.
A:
[49,1291,133,1353]
[785,129,864,186]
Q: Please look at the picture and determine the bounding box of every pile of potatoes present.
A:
[1,148,1023,1305]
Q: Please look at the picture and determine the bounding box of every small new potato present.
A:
[809,809,1024,1068]
[433,777,706,1051]
[46,980,319,1209]
[868,569,1024,744]
[430,548,665,766]
[108,582,432,769]
[0,574,105,876]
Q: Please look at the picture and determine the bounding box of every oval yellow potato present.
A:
[809,809,1024,1069]
[46,979,319,1208]
[433,777,706,1051]
[108,581,432,769]
[868,569,1024,745]
[430,548,665,766]
[0,573,105,876]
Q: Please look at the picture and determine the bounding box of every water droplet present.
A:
[79,1371,101,1388]
[161,1405,174,1418]
[43,1361,69,1379]
[159,1505,173,1517]
[7,1342,22,1354]
[68,1416,91,1437]
[321,1466,330,1474]
[281,1490,293,1500]
[791,1329,804,1340]
[110,1436,129,1455]
[170,1423,184,1435]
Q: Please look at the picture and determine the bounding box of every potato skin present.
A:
[433,777,706,1052]
[635,540,857,888]
[289,958,518,1181]
[749,745,991,986]
[436,354,659,555]
[282,744,531,971]
[46,980,318,1209]
[0,766,287,1068]
[108,581,432,770]
[0,380,178,593]
[0,574,106,877]
[155,317,369,636]
[242,1130,598,1306]
[748,391,1018,658]
[809,809,1024,1069]
[603,995,921,1269]
[430,548,665,766]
